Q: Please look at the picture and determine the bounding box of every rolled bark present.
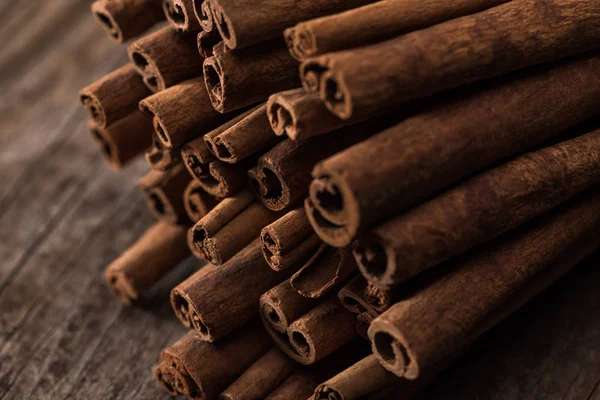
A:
[128,26,204,92]
[260,279,319,335]
[205,103,281,163]
[290,245,357,298]
[250,123,384,212]
[139,77,232,149]
[171,263,219,328]
[163,0,200,31]
[145,135,182,171]
[261,208,322,272]
[355,129,600,289]
[88,111,152,170]
[197,30,221,58]
[285,0,509,60]
[220,347,298,400]
[105,222,190,305]
[195,159,249,198]
[183,179,219,222]
[368,187,600,379]
[158,323,272,399]
[91,0,164,43]
[209,0,379,50]
[337,275,378,316]
[267,88,352,141]
[171,239,295,341]
[314,355,400,400]
[287,296,356,364]
[154,362,186,396]
[307,52,600,247]
[300,0,600,119]
[138,164,192,225]
[80,64,151,129]
[265,371,320,400]
[203,40,299,113]
[193,0,215,32]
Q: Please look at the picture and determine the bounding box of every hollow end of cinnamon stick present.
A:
[184,180,219,222]
[80,93,106,128]
[154,363,182,396]
[91,0,164,43]
[203,56,226,112]
[353,234,398,290]
[194,0,214,32]
[145,136,182,171]
[104,268,138,306]
[209,1,236,49]
[88,123,120,170]
[163,0,199,31]
[300,61,329,93]
[284,25,316,61]
[249,164,291,212]
[266,97,295,137]
[197,30,221,58]
[321,70,353,120]
[91,3,122,42]
[370,330,417,379]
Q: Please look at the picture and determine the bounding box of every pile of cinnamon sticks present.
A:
[81,0,600,398]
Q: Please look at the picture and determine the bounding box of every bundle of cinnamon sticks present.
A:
[80,0,600,398]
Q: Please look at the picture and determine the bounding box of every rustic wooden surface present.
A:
[0,2,598,399]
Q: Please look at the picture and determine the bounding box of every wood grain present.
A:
[0,1,597,399]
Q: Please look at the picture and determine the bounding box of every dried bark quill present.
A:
[91,0,164,43]
[138,164,192,225]
[163,0,200,31]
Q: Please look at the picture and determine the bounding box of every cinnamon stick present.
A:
[307,52,600,247]
[203,40,299,113]
[80,64,151,129]
[163,0,200,31]
[265,371,320,400]
[193,0,215,32]
[197,30,221,58]
[154,362,184,396]
[220,347,298,400]
[355,129,600,289]
[195,159,249,198]
[314,355,400,400]
[181,137,216,180]
[170,263,219,328]
[88,111,152,170]
[267,88,352,141]
[300,0,600,119]
[128,26,204,92]
[205,103,281,163]
[105,221,190,305]
[91,0,164,43]
[209,0,379,50]
[337,275,378,316]
[138,164,192,225]
[171,239,295,341]
[158,323,271,399]
[250,123,385,212]
[285,0,509,60]
[260,279,319,335]
[368,187,600,379]
[145,135,182,171]
[139,77,231,149]
[290,245,357,298]
[261,208,322,272]
[183,179,219,222]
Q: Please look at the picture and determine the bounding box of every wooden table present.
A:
[0,2,598,399]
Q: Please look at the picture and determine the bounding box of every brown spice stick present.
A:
[209,0,379,50]
[285,0,509,60]
[368,187,600,379]
[203,40,299,113]
[138,164,192,225]
[205,103,281,163]
[183,179,219,222]
[145,135,182,171]
[197,30,221,58]
[307,52,600,247]
[193,0,215,32]
[261,208,322,272]
[355,129,600,289]
[158,323,271,399]
[260,279,319,335]
[338,275,379,316]
[163,0,200,31]
[301,0,600,119]
[171,239,295,341]
[80,64,151,129]
[195,159,249,198]
[91,0,164,43]
[267,88,352,141]
[290,245,357,298]
[220,347,298,400]
[265,371,320,400]
[154,362,185,396]
[139,77,232,149]
[105,221,190,305]
[250,123,383,212]
[128,26,204,92]
[314,355,400,400]
[170,263,219,328]
[287,296,357,364]
[88,111,152,170]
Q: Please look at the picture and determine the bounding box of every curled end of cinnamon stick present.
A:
[194,0,214,32]
[104,268,138,306]
[300,60,329,93]
[364,283,390,313]
[170,288,193,328]
[144,188,174,222]
[91,1,123,42]
[181,150,209,181]
[139,100,174,149]
[248,164,290,212]
[145,136,182,171]
[189,306,214,342]
[187,224,210,260]
[209,1,236,49]
[353,236,396,290]
[259,297,288,334]
[369,328,418,380]
[321,70,353,120]
[184,180,218,222]
[163,0,198,31]
[285,25,316,61]
[80,91,106,128]
[260,227,283,271]
[288,328,315,363]
[88,123,120,171]
[314,384,342,400]
[154,363,180,396]
[203,56,225,113]
[128,45,164,92]
[266,95,297,139]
